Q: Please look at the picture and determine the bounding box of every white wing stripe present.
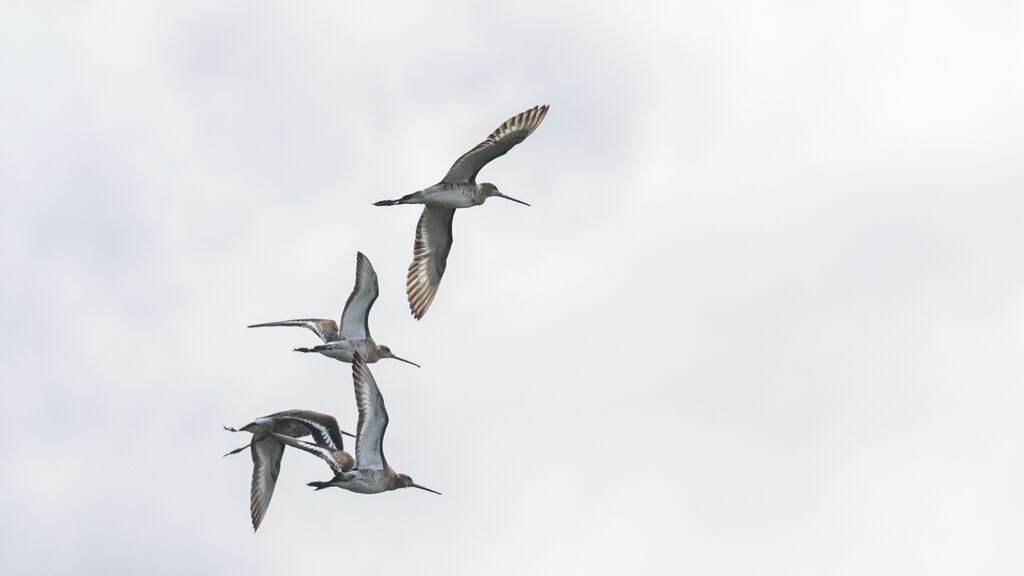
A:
[280,416,341,450]
[272,433,350,475]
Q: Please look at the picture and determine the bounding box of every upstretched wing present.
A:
[338,252,379,340]
[247,319,339,343]
[351,353,389,470]
[271,433,354,475]
[249,435,285,531]
[440,105,549,184]
[406,206,455,320]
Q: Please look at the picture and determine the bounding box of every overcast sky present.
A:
[2,1,1023,574]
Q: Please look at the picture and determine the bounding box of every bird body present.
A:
[295,337,377,363]
[248,252,419,367]
[305,467,402,494]
[374,105,549,319]
[378,182,491,209]
[420,183,488,208]
[270,353,440,497]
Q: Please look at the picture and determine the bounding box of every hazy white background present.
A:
[2,1,1022,574]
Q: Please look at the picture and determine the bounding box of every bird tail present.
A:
[373,191,423,206]
[294,344,329,353]
[307,480,333,491]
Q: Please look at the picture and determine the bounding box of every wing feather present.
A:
[339,252,379,340]
[249,436,284,531]
[271,433,354,475]
[406,206,455,320]
[351,354,389,470]
[247,319,339,343]
[441,105,549,184]
[269,410,348,451]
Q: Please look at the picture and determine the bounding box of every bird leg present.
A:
[222,426,252,457]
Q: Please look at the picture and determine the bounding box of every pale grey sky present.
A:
[2,1,1023,574]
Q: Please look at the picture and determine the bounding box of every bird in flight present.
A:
[223,410,355,531]
[374,105,549,319]
[248,251,419,366]
[271,353,441,496]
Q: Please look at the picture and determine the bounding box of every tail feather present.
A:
[307,472,352,490]
[374,191,422,206]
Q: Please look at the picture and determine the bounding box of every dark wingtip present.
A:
[373,200,395,206]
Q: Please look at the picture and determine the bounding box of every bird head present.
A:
[480,182,530,206]
[394,473,442,495]
[376,345,420,367]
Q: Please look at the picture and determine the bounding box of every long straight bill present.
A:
[496,192,530,206]
[411,483,442,495]
[392,355,421,368]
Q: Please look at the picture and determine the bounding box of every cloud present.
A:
[2,1,1022,574]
